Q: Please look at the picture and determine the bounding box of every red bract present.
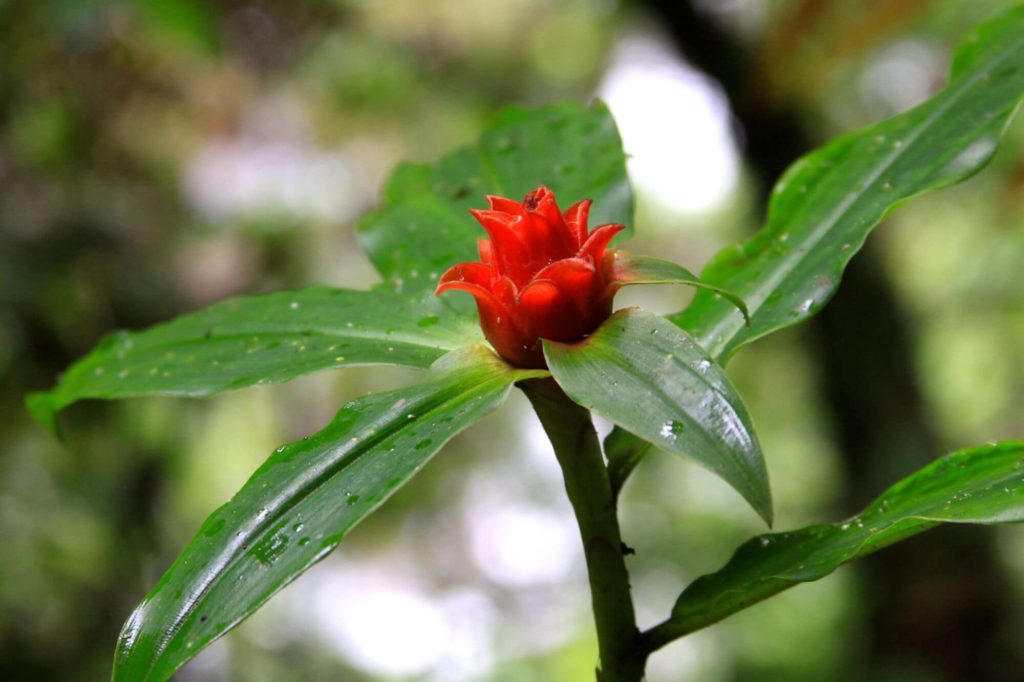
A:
[436,186,624,368]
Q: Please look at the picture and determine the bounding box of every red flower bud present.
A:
[436,186,624,368]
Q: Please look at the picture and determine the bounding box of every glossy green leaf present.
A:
[357,101,633,295]
[28,286,481,432]
[608,252,749,324]
[645,441,1024,648]
[672,5,1024,360]
[544,309,772,525]
[607,4,1024,494]
[113,346,544,682]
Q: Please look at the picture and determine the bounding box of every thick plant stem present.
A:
[521,378,647,682]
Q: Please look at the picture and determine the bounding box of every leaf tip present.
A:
[26,391,61,437]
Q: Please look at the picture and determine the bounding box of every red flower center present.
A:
[436,186,624,368]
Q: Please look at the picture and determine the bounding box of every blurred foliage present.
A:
[2,0,1022,681]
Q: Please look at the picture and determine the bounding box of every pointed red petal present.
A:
[469,208,515,230]
[578,223,624,261]
[531,257,595,287]
[486,195,522,213]
[470,208,528,277]
[530,257,598,313]
[517,279,589,343]
[437,264,520,326]
[522,186,555,212]
[562,199,592,248]
[436,262,496,293]
[517,189,577,260]
[523,186,564,227]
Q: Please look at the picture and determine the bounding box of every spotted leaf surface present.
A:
[672,5,1024,360]
[28,286,481,432]
[112,346,544,682]
[654,442,1024,644]
[544,309,771,525]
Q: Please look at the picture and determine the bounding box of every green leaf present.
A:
[113,346,545,682]
[608,252,749,324]
[646,441,1024,647]
[672,5,1024,360]
[28,286,481,431]
[357,101,633,295]
[606,4,1024,496]
[544,309,772,526]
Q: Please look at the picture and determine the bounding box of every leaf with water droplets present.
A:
[357,101,632,296]
[672,4,1024,360]
[28,286,481,433]
[606,4,1024,498]
[544,309,772,525]
[112,345,544,682]
[650,441,1024,646]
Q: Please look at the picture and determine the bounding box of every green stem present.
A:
[521,378,647,682]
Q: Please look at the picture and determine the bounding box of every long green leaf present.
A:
[544,309,772,525]
[644,441,1024,650]
[672,5,1024,360]
[608,4,1024,493]
[113,346,544,681]
[357,101,633,295]
[28,286,480,432]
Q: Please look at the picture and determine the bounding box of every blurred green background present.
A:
[3,0,1024,680]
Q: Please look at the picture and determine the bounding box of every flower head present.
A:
[436,186,624,367]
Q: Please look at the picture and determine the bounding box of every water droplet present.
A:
[289,302,300,310]
[94,367,105,376]
[659,420,684,441]
[695,359,712,374]
[759,537,772,548]
[880,182,894,192]
[292,523,305,533]
[346,494,360,507]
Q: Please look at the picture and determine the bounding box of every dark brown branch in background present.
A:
[641,1,1016,679]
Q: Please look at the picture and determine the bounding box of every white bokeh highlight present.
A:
[599,34,740,215]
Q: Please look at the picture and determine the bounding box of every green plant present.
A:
[28,5,1024,681]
